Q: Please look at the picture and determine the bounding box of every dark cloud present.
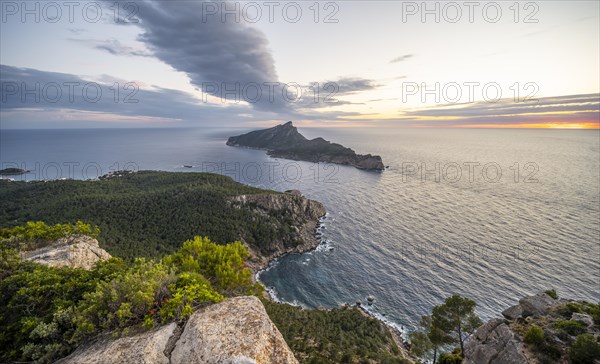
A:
[0,64,249,124]
[106,0,284,112]
[95,39,153,57]
[0,65,351,127]
[390,54,413,63]
[332,77,379,95]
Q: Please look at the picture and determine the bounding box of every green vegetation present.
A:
[432,295,482,358]
[409,294,481,363]
[523,325,545,346]
[554,320,587,336]
[437,349,462,364]
[0,225,260,364]
[409,315,452,364]
[588,304,600,326]
[545,289,558,300]
[521,323,561,363]
[0,171,303,261]
[264,301,410,364]
[0,221,99,251]
[558,302,584,318]
[569,334,600,364]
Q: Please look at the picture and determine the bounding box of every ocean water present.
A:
[1,127,599,330]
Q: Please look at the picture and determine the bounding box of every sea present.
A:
[1,127,599,332]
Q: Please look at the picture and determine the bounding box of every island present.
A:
[0,168,30,175]
[226,121,385,171]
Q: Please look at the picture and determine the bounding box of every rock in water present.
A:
[227,121,385,171]
[21,235,111,270]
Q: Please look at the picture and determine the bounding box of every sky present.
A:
[0,0,599,129]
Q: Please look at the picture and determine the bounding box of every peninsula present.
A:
[227,122,385,171]
[0,168,30,175]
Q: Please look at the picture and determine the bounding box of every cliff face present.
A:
[20,235,111,270]
[227,121,385,171]
[464,292,599,364]
[229,190,326,271]
[57,296,298,364]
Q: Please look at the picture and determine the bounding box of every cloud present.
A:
[332,77,379,95]
[409,94,600,119]
[67,28,86,35]
[390,93,600,127]
[105,0,284,112]
[0,65,353,128]
[0,64,254,127]
[390,54,413,63]
[94,39,153,57]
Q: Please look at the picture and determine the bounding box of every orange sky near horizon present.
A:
[452,122,600,129]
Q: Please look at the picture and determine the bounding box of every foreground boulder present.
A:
[56,323,177,364]
[171,296,298,364]
[56,297,298,364]
[21,235,111,270]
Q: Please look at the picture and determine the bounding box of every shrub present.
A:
[163,236,257,295]
[544,289,558,300]
[569,334,600,364]
[1,228,263,364]
[557,303,584,318]
[74,259,176,339]
[524,325,545,346]
[437,350,462,364]
[586,303,600,326]
[554,320,587,336]
[0,221,100,251]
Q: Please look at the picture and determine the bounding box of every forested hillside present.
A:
[0,171,296,260]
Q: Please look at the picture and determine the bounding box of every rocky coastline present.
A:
[229,189,326,272]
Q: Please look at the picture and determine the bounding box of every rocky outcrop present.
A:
[21,235,111,270]
[501,293,557,320]
[518,292,555,318]
[465,292,600,364]
[56,323,177,364]
[501,304,524,320]
[56,297,297,364]
[571,312,594,327]
[227,121,385,171]
[463,319,528,364]
[229,191,326,271]
[171,296,298,364]
[466,293,556,364]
